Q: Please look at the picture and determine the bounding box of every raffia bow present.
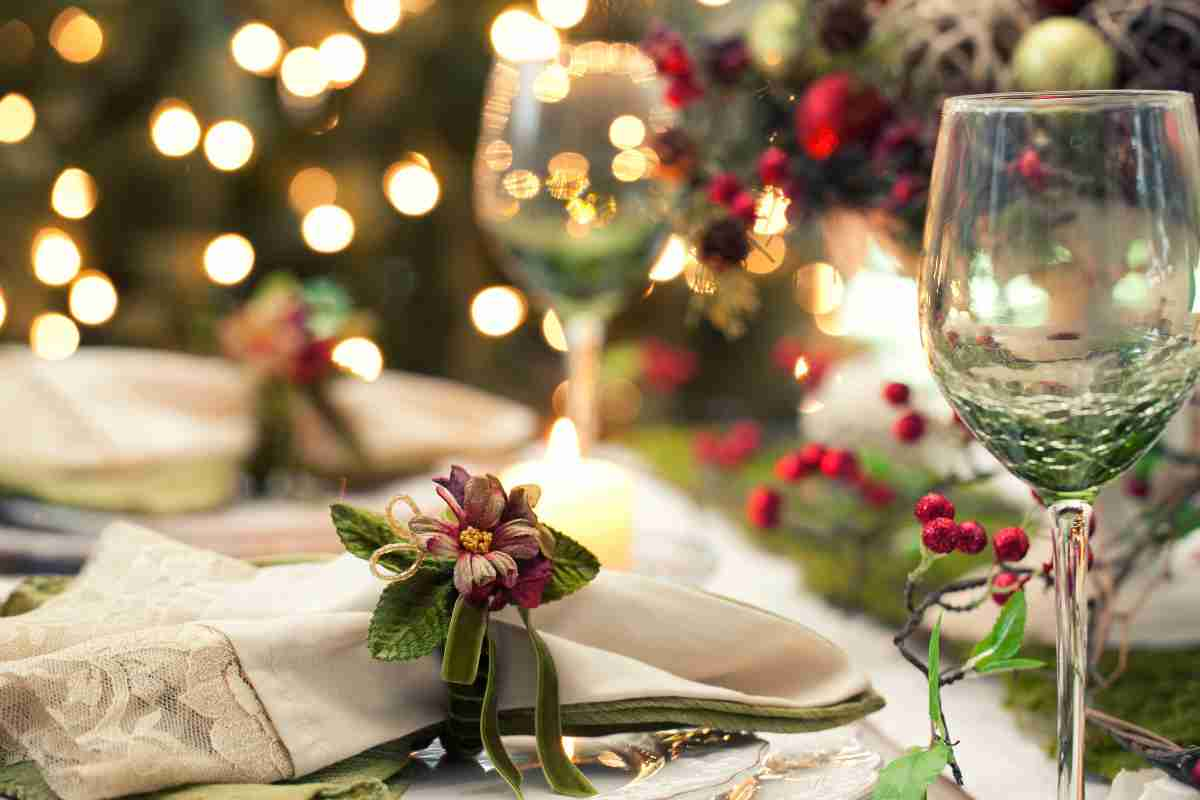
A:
[367,495,426,584]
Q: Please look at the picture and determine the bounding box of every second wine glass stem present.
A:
[563,314,606,457]
[1049,499,1093,800]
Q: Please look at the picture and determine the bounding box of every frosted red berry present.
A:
[730,191,758,225]
[796,443,826,471]
[758,146,790,186]
[1124,476,1150,499]
[746,486,782,529]
[992,571,1022,606]
[707,173,742,206]
[893,411,927,443]
[775,451,812,482]
[914,493,955,523]
[994,527,1030,562]
[819,448,858,480]
[922,517,960,554]
[860,480,896,508]
[883,382,910,406]
[956,520,988,555]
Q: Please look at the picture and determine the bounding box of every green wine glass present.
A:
[920,91,1200,799]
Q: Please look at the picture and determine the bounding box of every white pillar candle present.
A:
[500,418,634,571]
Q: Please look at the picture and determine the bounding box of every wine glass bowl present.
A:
[920,91,1200,800]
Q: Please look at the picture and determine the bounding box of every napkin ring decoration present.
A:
[333,465,602,799]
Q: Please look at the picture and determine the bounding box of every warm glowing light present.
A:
[384,161,441,216]
[490,9,560,63]
[608,115,646,149]
[537,0,587,28]
[231,22,284,75]
[612,149,648,182]
[280,46,330,98]
[533,63,571,103]
[649,235,689,282]
[348,0,403,34]
[483,140,513,172]
[470,285,526,337]
[503,169,540,199]
[289,167,338,212]
[793,356,810,382]
[150,102,202,157]
[542,310,568,351]
[49,8,103,64]
[547,417,581,462]
[697,0,732,5]
[30,313,80,361]
[204,234,256,285]
[0,93,36,143]
[32,228,82,286]
[69,270,118,325]
[561,736,579,762]
[51,168,98,219]
[204,120,255,171]
[319,33,367,87]
[332,336,384,382]
[566,196,597,224]
[548,152,589,176]
[745,234,786,274]
[794,262,845,315]
[754,189,790,236]
[302,204,356,253]
[0,289,6,329]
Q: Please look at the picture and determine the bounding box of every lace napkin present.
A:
[0,523,881,800]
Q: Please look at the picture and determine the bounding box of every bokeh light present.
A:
[280,46,329,98]
[289,167,338,213]
[51,168,98,219]
[32,228,82,286]
[0,288,7,329]
[612,149,648,182]
[230,22,284,75]
[794,261,845,315]
[332,336,384,381]
[503,169,540,199]
[537,0,588,29]
[483,140,513,172]
[204,234,256,285]
[69,270,118,325]
[649,235,689,282]
[0,93,36,144]
[490,9,560,63]
[150,101,202,157]
[754,188,790,236]
[348,0,402,34]
[609,115,646,149]
[49,8,103,64]
[204,120,255,171]
[745,234,786,274]
[533,64,571,103]
[302,204,356,253]
[384,160,441,216]
[30,313,80,361]
[0,20,35,66]
[470,286,527,337]
[794,356,810,382]
[542,309,568,351]
[697,0,732,5]
[319,33,367,87]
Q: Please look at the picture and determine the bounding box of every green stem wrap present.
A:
[440,596,489,757]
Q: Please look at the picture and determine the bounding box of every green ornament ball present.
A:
[1011,17,1118,92]
[748,0,822,82]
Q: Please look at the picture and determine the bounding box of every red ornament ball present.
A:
[956,520,988,555]
[994,527,1031,563]
[883,381,910,406]
[795,73,890,160]
[775,451,812,482]
[746,486,782,529]
[922,517,960,555]
[893,411,927,443]
[992,571,1023,606]
[819,448,859,480]
[914,493,955,524]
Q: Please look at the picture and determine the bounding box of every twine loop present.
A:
[368,495,426,584]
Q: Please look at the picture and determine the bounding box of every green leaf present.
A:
[331,503,401,561]
[928,613,945,740]
[540,527,601,604]
[969,588,1027,669]
[976,658,1047,675]
[519,608,598,797]
[872,742,952,800]
[367,571,455,662]
[482,635,524,800]
[442,595,489,685]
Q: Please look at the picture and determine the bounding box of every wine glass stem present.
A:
[1049,500,1092,800]
[563,314,606,456]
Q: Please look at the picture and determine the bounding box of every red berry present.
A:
[922,517,960,555]
[994,527,1030,563]
[819,448,858,480]
[914,493,955,523]
[730,191,758,225]
[1015,147,1047,189]
[707,172,742,206]
[758,146,790,185]
[883,382,910,406]
[746,486,782,529]
[992,571,1023,606]
[727,420,762,453]
[775,451,812,482]
[893,411,927,443]
[1124,476,1150,499]
[796,443,826,471]
[860,480,897,508]
[956,520,988,555]
[1189,757,1200,786]
[660,43,693,77]
[665,76,703,109]
[693,432,722,465]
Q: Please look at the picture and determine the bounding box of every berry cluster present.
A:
[914,492,1032,605]
[640,338,699,394]
[694,420,762,470]
[883,381,927,444]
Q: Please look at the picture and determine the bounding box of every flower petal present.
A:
[469,552,497,587]
[464,475,506,530]
[501,484,541,524]
[492,520,541,560]
[436,485,467,525]
[485,551,519,587]
[453,555,474,595]
[409,514,456,537]
[512,557,553,609]
[417,532,460,558]
[433,466,471,508]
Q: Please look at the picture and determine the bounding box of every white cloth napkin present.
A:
[0,522,875,800]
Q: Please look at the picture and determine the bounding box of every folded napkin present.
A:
[0,523,881,800]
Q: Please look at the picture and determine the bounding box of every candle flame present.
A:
[547,417,581,463]
[793,356,810,382]
[562,736,577,761]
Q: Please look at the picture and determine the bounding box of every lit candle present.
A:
[501,418,634,570]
